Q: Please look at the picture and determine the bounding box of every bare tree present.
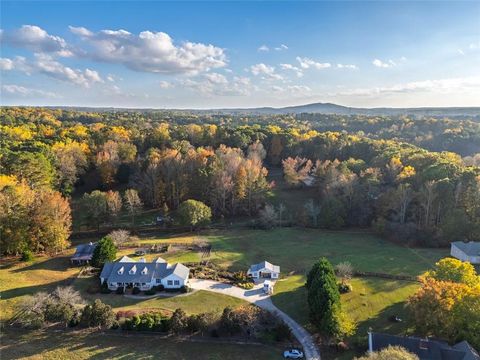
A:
[335,262,354,284]
[304,199,321,227]
[259,204,278,229]
[107,229,131,246]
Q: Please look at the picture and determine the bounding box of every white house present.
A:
[247,261,280,279]
[450,241,480,264]
[100,257,190,291]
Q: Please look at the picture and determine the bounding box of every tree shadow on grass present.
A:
[0,275,80,300]
[11,255,73,273]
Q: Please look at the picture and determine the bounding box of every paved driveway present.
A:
[189,279,321,360]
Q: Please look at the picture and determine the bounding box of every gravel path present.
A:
[189,279,321,360]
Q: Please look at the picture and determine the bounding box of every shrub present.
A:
[180,285,191,293]
[21,250,33,262]
[274,322,292,342]
[116,287,125,295]
[100,282,111,294]
[338,283,353,294]
[154,285,165,292]
[88,283,101,294]
[132,287,141,295]
[80,299,116,329]
[144,289,156,295]
[237,282,254,290]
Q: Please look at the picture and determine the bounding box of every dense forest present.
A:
[1,107,479,254]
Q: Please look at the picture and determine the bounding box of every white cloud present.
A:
[182,74,253,96]
[159,80,173,89]
[1,25,72,57]
[337,63,358,70]
[280,63,303,77]
[250,63,283,80]
[0,58,14,71]
[69,26,227,75]
[331,76,480,97]
[270,85,312,97]
[275,44,288,51]
[258,45,269,52]
[2,54,104,87]
[35,54,103,87]
[296,57,331,70]
[372,58,396,68]
[204,72,228,85]
[68,26,93,37]
[1,84,59,98]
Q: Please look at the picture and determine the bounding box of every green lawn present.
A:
[73,275,246,315]
[206,228,448,276]
[0,253,78,321]
[1,328,282,360]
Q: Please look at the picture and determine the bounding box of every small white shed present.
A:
[247,261,280,279]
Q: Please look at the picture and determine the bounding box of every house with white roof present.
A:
[451,241,480,264]
[100,257,190,291]
[247,260,280,279]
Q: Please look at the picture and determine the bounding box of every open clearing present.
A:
[0,227,449,359]
[1,328,282,360]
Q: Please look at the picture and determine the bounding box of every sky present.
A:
[1,1,480,109]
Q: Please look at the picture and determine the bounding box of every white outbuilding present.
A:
[247,260,280,279]
[450,241,480,264]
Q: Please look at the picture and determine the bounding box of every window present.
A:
[167,280,173,286]
[156,279,161,284]
[174,280,180,285]
[141,283,146,286]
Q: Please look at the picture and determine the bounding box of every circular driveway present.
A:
[189,279,321,360]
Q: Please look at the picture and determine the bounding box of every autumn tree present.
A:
[82,191,108,231]
[52,141,88,194]
[124,189,143,227]
[355,346,419,360]
[31,190,72,253]
[282,157,313,187]
[177,199,212,230]
[105,190,122,223]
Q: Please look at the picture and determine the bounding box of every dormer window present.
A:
[141,267,148,275]
[129,265,137,275]
[117,266,124,275]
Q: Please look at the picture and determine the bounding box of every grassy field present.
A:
[0,253,246,322]
[0,253,78,321]
[1,227,449,360]
[206,228,447,276]
[1,328,282,360]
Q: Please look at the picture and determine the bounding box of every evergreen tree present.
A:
[91,236,117,268]
[306,257,354,338]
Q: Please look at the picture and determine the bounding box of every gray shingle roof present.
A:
[71,243,96,260]
[371,333,479,360]
[249,261,280,273]
[100,259,190,283]
[452,241,480,256]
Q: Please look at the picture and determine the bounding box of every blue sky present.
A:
[1,1,479,108]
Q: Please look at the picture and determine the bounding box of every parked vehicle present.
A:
[283,349,304,359]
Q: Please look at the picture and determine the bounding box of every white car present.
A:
[283,349,304,359]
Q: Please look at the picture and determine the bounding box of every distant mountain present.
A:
[208,102,480,117]
[33,102,480,117]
